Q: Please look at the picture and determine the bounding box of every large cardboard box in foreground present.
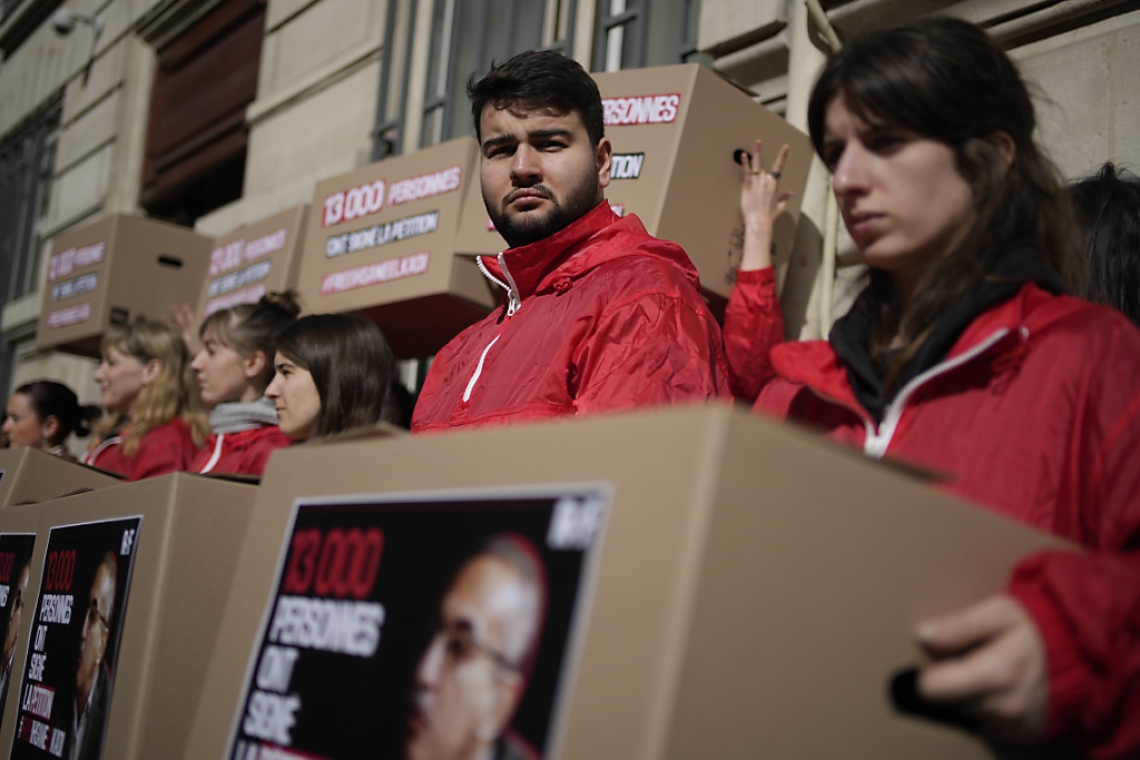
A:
[456,63,815,318]
[196,205,309,323]
[36,214,212,357]
[0,448,120,508]
[296,138,496,357]
[184,405,1069,760]
[0,474,256,759]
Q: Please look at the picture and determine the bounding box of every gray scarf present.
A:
[208,397,279,434]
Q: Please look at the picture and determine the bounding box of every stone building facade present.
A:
[1,0,1136,416]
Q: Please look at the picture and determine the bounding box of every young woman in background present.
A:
[189,292,301,475]
[265,313,397,442]
[2,380,100,458]
[84,319,207,480]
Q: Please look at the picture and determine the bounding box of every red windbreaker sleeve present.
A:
[722,267,785,403]
[1006,352,1140,759]
[1009,552,1140,759]
[571,288,731,415]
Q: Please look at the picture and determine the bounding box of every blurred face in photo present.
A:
[405,554,538,760]
[77,561,115,711]
[3,562,30,666]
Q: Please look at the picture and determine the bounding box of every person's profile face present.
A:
[264,352,321,441]
[3,563,30,664]
[93,346,149,416]
[191,326,255,409]
[2,393,48,449]
[76,564,114,705]
[406,555,528,760]
[478,105,612,249]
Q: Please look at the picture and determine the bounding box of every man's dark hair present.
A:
[467,50,604,147]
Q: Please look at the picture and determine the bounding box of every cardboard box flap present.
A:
[0,448,121,508]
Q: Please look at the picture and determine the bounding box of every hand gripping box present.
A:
[0,449,120,509]
[0,473,256,760]
[36,214,212,357]
[455,63,815,317]
[182,405,1071,760]
[296,138,497,358]
[196,205,309,323]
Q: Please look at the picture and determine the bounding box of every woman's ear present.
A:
[41,415,61,444]
[991,131,1016,174]
[244,351,268,380]
[141,358,164,385]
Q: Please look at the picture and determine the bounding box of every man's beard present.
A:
[486,180,599,249]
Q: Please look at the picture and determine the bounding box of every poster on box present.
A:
[0,533,36,724]
[11,517,141,760]
[228,486,611,760]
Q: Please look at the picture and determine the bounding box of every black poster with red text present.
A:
[227,487,610,760]
[0,533,37,727]
[10,517,141,760]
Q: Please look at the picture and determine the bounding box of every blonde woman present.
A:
[84,319,207,480]
[188,292,301,475]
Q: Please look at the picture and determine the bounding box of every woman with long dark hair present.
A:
[264,313,398,441]
[727,17,1140,755]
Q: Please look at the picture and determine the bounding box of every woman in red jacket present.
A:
[84,320,208,480]
[725,17,1140,758]
[265,313,398,442]
[189,292,300,475]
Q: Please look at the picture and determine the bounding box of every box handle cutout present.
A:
[157,254,183,268]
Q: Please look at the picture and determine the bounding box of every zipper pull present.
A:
[497,252,522,316]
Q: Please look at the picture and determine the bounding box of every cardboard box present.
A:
[195,205,309,323]
[0,474,256,759]
[455,64,815,319]
[184,405,1070,760]
[0,448,120,509]
[0,509,42,744]
[296,138,497,358]
[35,214,212,357]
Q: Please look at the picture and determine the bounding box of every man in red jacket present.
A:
[411,51,729,433]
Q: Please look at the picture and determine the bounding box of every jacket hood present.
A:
[479,202,701,304]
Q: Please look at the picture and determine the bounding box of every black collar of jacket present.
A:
[829,247,1067,425]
